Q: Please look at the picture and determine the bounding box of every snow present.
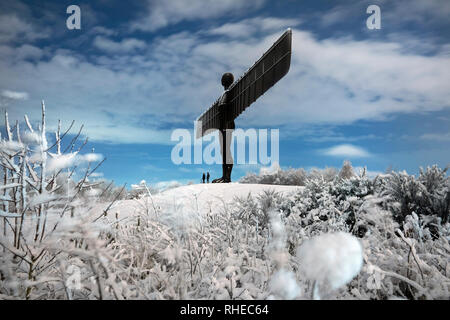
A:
[106,183,303,219]
[269,268,301,299]
[22,131,41,145]
[29,193,57,207]
[131,180,148,190]
[81,153,103,162]
[0,140,24,154]
[46,152,103,172]
[47,152,78,172]
[297,232,363,291]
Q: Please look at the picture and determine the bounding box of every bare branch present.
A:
[45,120,75,153]
[63,124,84,154]
[93,183,127,222]
[5,111,12,141]
[24,115,34,133]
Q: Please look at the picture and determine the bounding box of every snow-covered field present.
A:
[106,183,304,219]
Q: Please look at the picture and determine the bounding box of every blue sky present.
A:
[0,0,449,188]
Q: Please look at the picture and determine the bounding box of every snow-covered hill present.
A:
[107,183,304,219]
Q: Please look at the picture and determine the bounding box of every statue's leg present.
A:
[224,129,233,182]
[212,129,226,183]
[213,128,234,183]
[225,164,233,182]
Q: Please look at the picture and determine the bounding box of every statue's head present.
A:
[221,72,234,90]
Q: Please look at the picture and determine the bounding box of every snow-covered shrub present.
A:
[78,179,127,205]
[0,104,122,299]
[331,169,374,199]
[128,179,158,199]
[380,165,449,228]
[94,180,128,202]
[252,166,449,300]
[234,189,286,231]
[380,170,425,224]
[417,165,449,223]
[240,166,308,186]
[339,160,355,179]
[286,170,449,300]
[353,196,450,300]
[308,167,338,182]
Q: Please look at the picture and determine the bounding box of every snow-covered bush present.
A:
[0,103,121,299]
[240,165,308,186]
[379,165,449,228]
[240,162,359,186]
[241,164,449,300]
[94,179,128,202]
[339,160,355,179]
[307,167,339,182]
[128,179,158,199]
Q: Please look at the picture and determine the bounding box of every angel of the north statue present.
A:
[196,29,292,183]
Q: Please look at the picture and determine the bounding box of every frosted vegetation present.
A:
[0,105,449,300]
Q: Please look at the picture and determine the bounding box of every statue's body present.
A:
[196,29,292,183]
[212,73,235,183]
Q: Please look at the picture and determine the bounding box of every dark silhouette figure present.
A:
[202,172,206,184]
[212,73,235,183]
[206,171,210,183]
[196,30,292,184]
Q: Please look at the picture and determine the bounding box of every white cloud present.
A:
[81,153,103,162]
[1,16,449,145]
[259,161,281,175]
[0,44,44,62]
[317,0,450,29]
[130,0,266,32]
[243,30,450,127]
[0,14,49,43]
[47,153,78,172]
[322,144,371,158]
[207,17,301,38]
[154,180,182,191]
[178,166,206,173]
[305,134,378,143]
[90,26,117,37]
[93,36,147,53]
[47,152,104,173]
[420,132,450,142]
[89,172,104,178]
[319,4,355,28]
[1,89,28,100]
[382,0,450,26]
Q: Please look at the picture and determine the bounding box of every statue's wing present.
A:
[196,29,292,139]
[228,29,292,121]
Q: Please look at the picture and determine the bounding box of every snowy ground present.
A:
[104,183,304,219]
